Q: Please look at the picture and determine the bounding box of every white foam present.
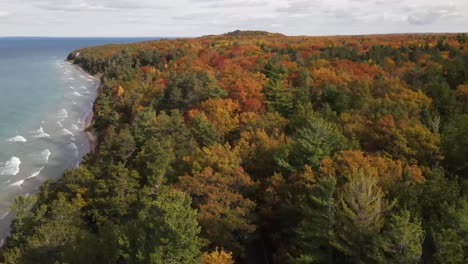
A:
[73,91,83,97]
[57,108,68,121]
[67,143,79,157]
[67,77,75,80]
[41,149,51,163]
[0,157,21,175]
[72,124,79,131]
[69,86,75,90]
[10,179,24,187]
[67,142,78,150]
[62,128,75,136]
[0,211,10,220]
[27,166,44,179]
[57,121,63,128]
[7,135,27,142]
[31,127,50,138]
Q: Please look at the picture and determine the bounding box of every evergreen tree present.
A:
[136,137,175,186]
[117,187,202,264]
[289,113,346,170]
[293,176,336,264]
[331,170,392,263]
[371,210,424,264]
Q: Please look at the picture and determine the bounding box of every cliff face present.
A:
[2,32,467,263]
[66,51,80,61]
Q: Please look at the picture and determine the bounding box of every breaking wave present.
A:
[7,135,27,142]
[27,166,44,179]
[57,108,68,121]
[31,127,50,138]
[0,157,21,176]
[41,149,51,164]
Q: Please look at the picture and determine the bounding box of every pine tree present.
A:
[371,210,424,264]
[136,137,175,187]
[294,176,336,264]
[289,113,346,170]
[331,170,392,263]
[117,187,202,264]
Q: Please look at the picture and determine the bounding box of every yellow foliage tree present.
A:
[200,248,235,264]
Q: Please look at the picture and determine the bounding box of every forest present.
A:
[0,31,467,263]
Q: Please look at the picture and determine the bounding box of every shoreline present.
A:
[82,73,102,154]
[70,62,102,154]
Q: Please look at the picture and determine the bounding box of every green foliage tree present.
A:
[442,114,468,177]
[431,228,465,264]
[289,113,346,170]
[136,137,175,186]
[116,187,202,264]
[132,107,156,147]
[162,71,227,110]
[190,114,221,147]
[98,125,136,164]
[293,176,336,264]
[371,210,424,264]
[331,170,393,263]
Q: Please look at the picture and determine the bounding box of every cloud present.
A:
[276,0,319,14]
[404,4,459,25]
[33,0,166,12]
[173,12,216,21]
[197,0,269,8]
[0,0,467,36]
[0,11,10,18]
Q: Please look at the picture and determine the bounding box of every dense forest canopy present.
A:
[1,31,467,264]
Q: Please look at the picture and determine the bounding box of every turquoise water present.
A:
[0,37,156,244]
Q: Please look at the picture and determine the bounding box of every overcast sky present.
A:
[1,0,467,37]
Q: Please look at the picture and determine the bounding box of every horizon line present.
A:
[0,31,466,39]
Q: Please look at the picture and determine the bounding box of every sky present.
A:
[0,0,467,37]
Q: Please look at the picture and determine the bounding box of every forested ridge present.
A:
[1,31,467,264]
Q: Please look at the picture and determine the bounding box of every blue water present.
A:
[0,37,157,244]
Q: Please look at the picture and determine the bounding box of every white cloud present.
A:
[0,0,466,36]
[0,11,10,18]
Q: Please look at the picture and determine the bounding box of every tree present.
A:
[190,114,221,147]
[178,167,255,256]
[289,113,346,170]
[90,163,140,224]
[132,107,156,147]
[293,176,336,264]
[10,195,37,227]
[13,193,89,263]
[432,228,465,264]
[371,211,424,264]
[331,170,393,263]
[200,248,235,264]
[190,98,240,138]
[117,187,202,264]
[264,79,293,117]
[154,110,195,159]
[98,125,136,164]
[161,71,227,110]
[136,137,175,187]
[442,114,468,177]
